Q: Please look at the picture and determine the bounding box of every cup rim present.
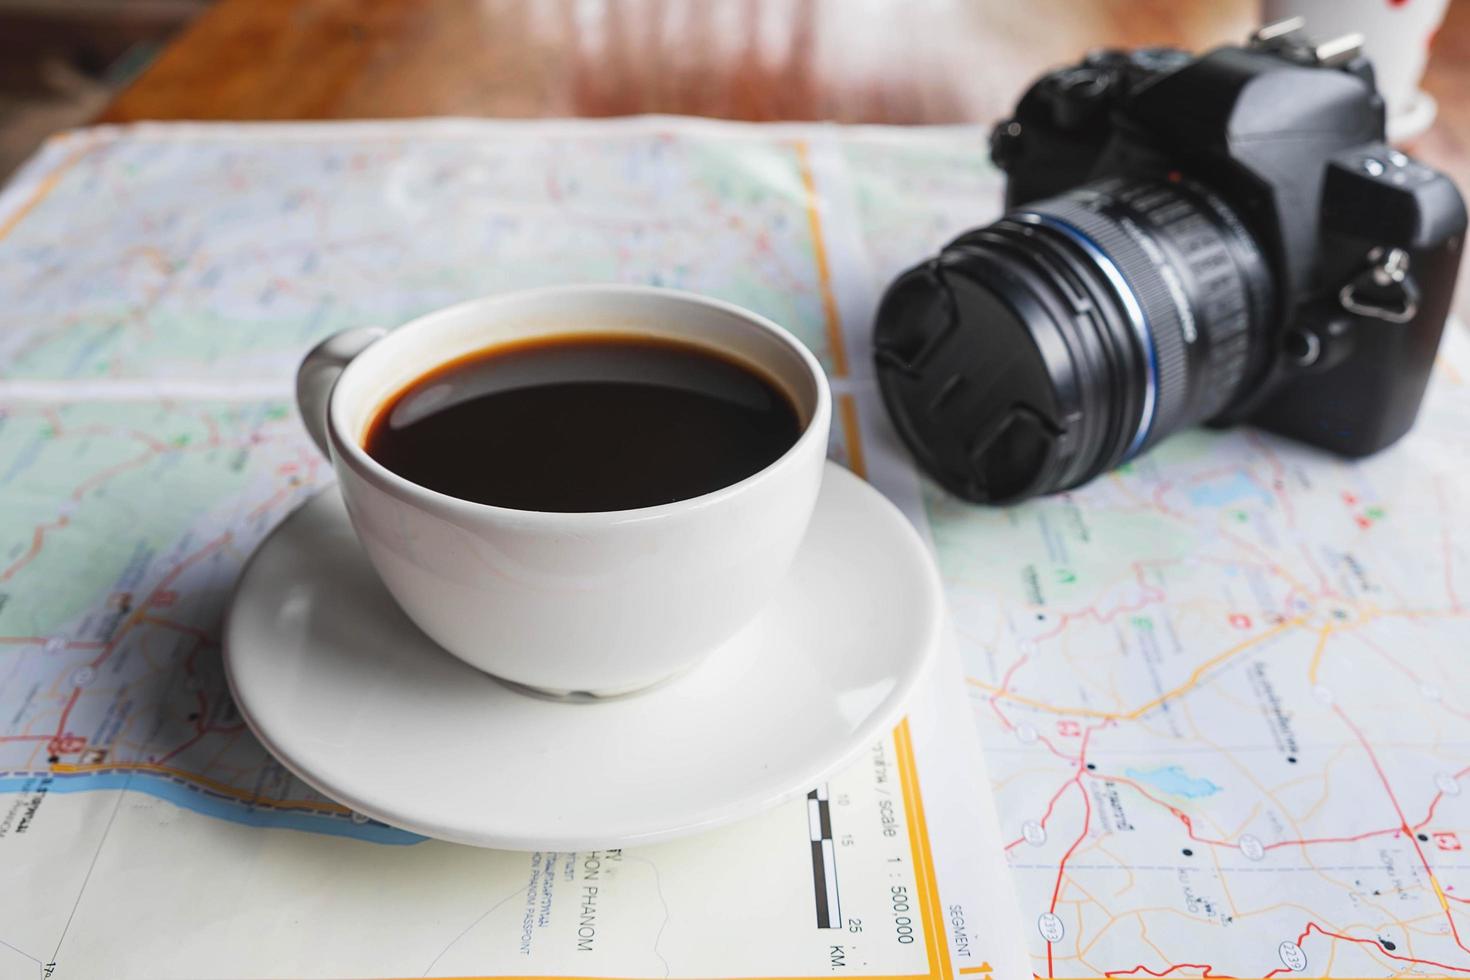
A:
[326,284,833,525]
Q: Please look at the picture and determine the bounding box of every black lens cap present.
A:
[873,250,1077,504]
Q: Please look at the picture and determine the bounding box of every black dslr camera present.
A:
[873,21,1466,504]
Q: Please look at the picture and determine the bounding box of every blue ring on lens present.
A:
[1015,212,1158,458]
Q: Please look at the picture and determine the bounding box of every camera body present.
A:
[988,27,1466,456]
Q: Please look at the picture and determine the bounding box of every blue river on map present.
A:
[0,771,424,845]
[1125,765,1222,799]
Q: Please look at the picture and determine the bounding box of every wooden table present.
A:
[98,0,1470,314]
[97,0,1467,137]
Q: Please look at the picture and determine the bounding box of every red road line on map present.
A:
[1035,771,1078,838]
[988,697,1016,739]
[1261,921,1470,977]
[154,728,207,766]
[148,634,219,765]
[1111,775,1399,852]
[1344,627,1426,687]
[0,518,69,584]
[52,686,80,739]
[985,645,1100,775]
[201,412,223,447]
[139,616,212,642]
[11,482,273,768]
[1295,540,1336,600]
[1104,963,1232,978]
[1,447,164,584]
[1260,828,1402,851]
[1044,725,1100,979]
[984,659,1024,741]
[1217,825,1399,852]
[90,531,232,671]
[1097,770,1406,853]
[1245,430,1296,530]
[985,662,1087,767]
[1204,502,1315,598]
[67,424,171,453]
[0,735,51,742]
[1150,479,1179,518]
[2,420,278,602]
[971,618,1298,722]
[986,648,1105,820]
[1416,764,1470,830]
[1048,782,1091,915]
[997,653,1030,696]
[247,484,295,522]
[70,451,163,498]
[1039,564,1163,630]
[1333,703,1470,961]
[1032,728,1081,766]
[1028,614,1073,644]
[1046,780,1089,979]
[1105,746,1470,863]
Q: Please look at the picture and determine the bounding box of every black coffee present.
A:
[363,334,802,512]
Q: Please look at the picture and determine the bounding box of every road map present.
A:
[834,128,1470,978]
[0,119,1025,980]
[0,117,1467,979]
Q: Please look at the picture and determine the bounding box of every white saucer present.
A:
[224,462,942,849]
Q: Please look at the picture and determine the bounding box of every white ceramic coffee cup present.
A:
[295,285,831,697]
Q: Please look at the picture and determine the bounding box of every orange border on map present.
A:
[838,394,868,479]
[0,136,94,242]
[792,139,849,379]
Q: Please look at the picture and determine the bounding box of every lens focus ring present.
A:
[1114,183,1258,424]
[1018,194,1193,459]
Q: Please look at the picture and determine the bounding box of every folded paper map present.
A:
[1,117,1468,979]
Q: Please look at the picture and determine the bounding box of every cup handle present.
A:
[295,326,388,457]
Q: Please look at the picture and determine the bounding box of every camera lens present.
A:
[873,177,1273,503]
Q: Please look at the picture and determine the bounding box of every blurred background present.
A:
[3,0,1465,178]
[0,0,196,175]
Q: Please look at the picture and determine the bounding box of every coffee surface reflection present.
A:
[363,334,802,512]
